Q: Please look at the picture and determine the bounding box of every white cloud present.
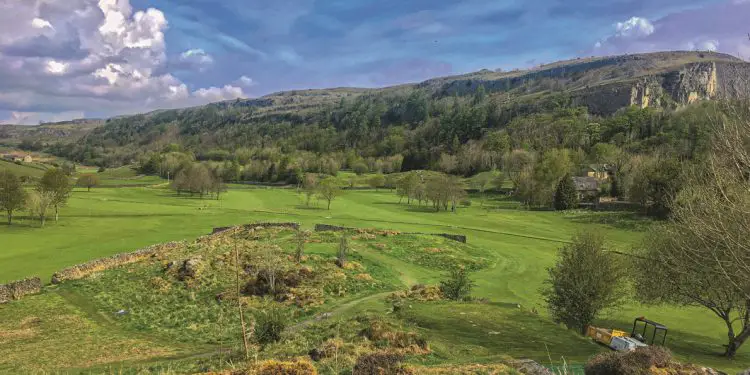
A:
[194,85,245,102]
[687,39,720,52]
[592,2,750,61]
[0,0,245,118]
[31,18,54,30]
[615,17,655,39]
[1,111,86,125]
[179,48,214,67]
[46,60,68,75]
[238,75,254,86]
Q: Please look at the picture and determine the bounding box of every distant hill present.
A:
[5,50,749,166]
[0,119,103,146]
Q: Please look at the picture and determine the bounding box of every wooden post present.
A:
[235,239,250,360]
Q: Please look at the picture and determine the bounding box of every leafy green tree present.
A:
[396,172,420,204]
[627,156,683,218]
[440,267,474,301]
[504,149,534,190]
[368,174,385,190]
[76,174,100,192]
[553,174,579,211]
[0,170,26,225]
[426,173,466,212]
[352,161,369,176]
[317,176,342,210]
[542,232,626,334]
[38,168,72,222]
[471,172,494,207]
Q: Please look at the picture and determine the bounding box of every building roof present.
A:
[586,164,609,173]
[573,176,599,191]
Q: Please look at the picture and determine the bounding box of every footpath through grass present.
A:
[0,186,747,372]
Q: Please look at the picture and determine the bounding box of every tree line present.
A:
[0,168,73,226]
[43,84,720,181]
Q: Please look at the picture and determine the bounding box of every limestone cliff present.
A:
[421,51,749,115]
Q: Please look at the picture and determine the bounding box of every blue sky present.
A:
[0,0,747,124]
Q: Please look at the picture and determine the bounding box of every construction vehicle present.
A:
[586,317,668,352]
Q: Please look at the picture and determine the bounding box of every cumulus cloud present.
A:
[0,0,245,123]
[615,17,654,38]
[0,111,86,125]
[178,48,214,69]
[237,76,255,86]
[593,1,750,60]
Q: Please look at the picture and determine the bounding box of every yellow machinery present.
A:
[587,325,649,351]
[587,326,628,346]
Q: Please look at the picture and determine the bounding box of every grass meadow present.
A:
[0,183,747,372]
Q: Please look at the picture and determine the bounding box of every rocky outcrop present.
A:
[575,60,750,115]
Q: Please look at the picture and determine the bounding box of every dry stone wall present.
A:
[211,222,300,235]
[314,224,467,243]
[51,242,183,284]
[0,277,42,303]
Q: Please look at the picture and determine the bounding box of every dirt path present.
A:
[289,291,393,332]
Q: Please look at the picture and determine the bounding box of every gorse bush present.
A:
[439,267,474,301]
[254,308,288,347]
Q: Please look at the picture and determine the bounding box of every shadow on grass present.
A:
[64,213,189,219]
[294,205,326,211]
[563,211,654,232]
[0,217,39,228]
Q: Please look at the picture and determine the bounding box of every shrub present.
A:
[254,359,318,375]
[352,162,369,176]
[585,346,673,375]
[541,232,626,334]
[360,319,429,351]
[255,308,288,347]
[439,267,474,301]
[148,276,171,293]
[353,352,410,375]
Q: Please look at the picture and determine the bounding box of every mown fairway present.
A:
[1,185,747,372]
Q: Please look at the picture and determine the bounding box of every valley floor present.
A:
[0,185,747,373]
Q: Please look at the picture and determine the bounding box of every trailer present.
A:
[586,317,667,352]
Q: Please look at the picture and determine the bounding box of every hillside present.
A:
[0,223,594,374]
[4,51,748,170]
[0,119,103,147]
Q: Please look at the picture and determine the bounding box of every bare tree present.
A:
[76,174,100,192]
[635,102,750,358]
[302,173,318,207]
[27,190,54,227]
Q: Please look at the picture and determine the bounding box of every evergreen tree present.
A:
[610,175,620,198]
[553,174,578,211]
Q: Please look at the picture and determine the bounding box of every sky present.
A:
[0,0,748,125]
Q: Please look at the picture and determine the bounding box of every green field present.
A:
[0,185,747,372]
[0,159,49,178]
